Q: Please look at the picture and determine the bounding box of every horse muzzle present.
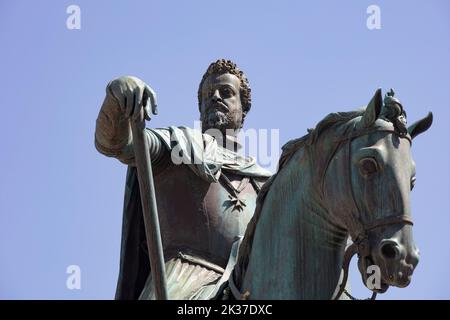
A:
[378,238,419,287]
[360,237,420,291]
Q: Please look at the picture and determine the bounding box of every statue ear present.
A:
[408,112,433,139]
[360,88,382,128]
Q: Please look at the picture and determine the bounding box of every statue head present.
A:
[198,59,252,135]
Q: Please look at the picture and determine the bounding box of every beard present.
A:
[201,110,230,132]
[201,109,242,135]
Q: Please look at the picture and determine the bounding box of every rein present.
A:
[331,128,413,300]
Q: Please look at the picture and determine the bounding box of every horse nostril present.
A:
[380,242,400,260]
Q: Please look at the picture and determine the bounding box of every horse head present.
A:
[324,88,432,295]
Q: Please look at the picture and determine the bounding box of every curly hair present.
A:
[197,59,252,115]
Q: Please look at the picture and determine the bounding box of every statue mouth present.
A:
[206,102,229,114]
[360,254,415,292]
[383,261,414,288]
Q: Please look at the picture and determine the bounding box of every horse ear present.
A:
[408,112,433,139]
[360,88,382,128]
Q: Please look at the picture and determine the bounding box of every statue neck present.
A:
[223,133,242,152]
[242,147,347,298]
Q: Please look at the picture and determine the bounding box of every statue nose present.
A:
[379,240,401,260]
[379,239,420,271]
[212,90,222,102]
[408,247,420,268]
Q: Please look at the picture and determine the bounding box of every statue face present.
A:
[200,73,244,134]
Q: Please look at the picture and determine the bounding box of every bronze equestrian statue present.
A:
[96,57,431,299]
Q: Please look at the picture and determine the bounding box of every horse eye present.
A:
[359,158,379,177]
[411,177,416,190]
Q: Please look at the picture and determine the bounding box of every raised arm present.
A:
[95,76,166,166]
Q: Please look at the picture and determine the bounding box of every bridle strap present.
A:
[338,128,412,145]
[320,128,411,201]
[333,243,378,300]
[364,215,413,232]
[333,243,358,300]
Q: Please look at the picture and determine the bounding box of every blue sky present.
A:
[0,0,449,299]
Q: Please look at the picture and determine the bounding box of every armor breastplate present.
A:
[153,161,262,268]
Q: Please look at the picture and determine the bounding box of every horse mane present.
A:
[233,109,366,287]
[278,109,365,168]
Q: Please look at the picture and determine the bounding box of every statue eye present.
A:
[411,177,416,190]
[221,87,233,97]
[359,158,379,177]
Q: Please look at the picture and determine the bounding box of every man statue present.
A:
[95,59,272,300]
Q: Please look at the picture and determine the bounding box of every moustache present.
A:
[206,102,229,114]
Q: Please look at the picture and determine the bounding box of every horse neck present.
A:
[242,144,348,299]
